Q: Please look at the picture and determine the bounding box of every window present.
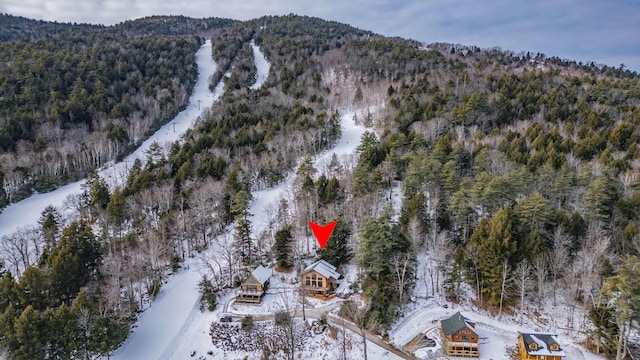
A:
[318,280,323,287]
[312,274,316,279]
[462,336,468,342]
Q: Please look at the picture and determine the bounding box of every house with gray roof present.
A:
[440,311,480,358]
[301,259,340,299]
[236,265,271,304]
[517,332,565,360]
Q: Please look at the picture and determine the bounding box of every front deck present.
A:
[235,290,265,304]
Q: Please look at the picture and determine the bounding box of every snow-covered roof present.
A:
[250,265,271,285]
[520,332,566,357]
[303,259,340,280]
[441,312,478,336]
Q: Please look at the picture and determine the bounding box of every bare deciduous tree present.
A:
[548,227,570,306]
[513,260,533,324]
[532,254,547,307]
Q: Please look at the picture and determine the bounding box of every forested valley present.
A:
[1,14,639,359]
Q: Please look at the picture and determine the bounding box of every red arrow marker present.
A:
[308,221,337,250]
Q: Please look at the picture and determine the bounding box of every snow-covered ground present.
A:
[121,41,385,358]
[388,256,606,360]
[0,40,220,239]
[249,39,270,90]
[167,106,382,359]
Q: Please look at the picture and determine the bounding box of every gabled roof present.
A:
[303,259,340,280]
[441,312,478,336]
[250,265,271,285]
[519,332,566,357]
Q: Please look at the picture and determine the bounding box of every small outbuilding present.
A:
[236,265,271,304]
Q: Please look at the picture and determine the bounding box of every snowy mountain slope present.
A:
[0,40,220,239]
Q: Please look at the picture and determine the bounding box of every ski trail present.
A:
[114,40,271,360]
[0,40,218,238]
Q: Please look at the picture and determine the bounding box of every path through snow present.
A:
[112,40,271,359]
[0,40,219,239]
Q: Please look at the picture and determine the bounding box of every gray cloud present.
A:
[1,0,639,70]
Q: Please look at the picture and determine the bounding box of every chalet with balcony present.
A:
[517,332,566,360]
[236,265,271,304]
[441,311,480,358]
[301,259,340,299]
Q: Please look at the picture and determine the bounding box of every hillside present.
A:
[0,14,236,208]
[0,14,639,360]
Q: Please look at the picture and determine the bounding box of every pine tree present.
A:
[48,222,102,301]
[0,272,17,314]
[0,303,19,352]
[38,205,61,249]
[274,227,294,269]
[49,304,80,359]
[476,207,517,306]
[319,218,353,268]
[232,190,253,266]
[14,305,45,360]
[585,172,619,222]
[17,266,50,311]
[602,255,640,360]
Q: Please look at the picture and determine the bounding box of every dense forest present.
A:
[0,14,236,207]
[1,14,639,359]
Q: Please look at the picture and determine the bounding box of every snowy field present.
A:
[0,40,220,239]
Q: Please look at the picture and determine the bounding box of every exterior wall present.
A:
[517,334,563,360]
[442,328,479,358]
[301,270,336,295]
[241,276,263,293]
[236,275,268,304]
[451,326,478,344]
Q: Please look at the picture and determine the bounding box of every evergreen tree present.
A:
[48,304,80,359]
[17,266,50,311]
[274,227,294,269]
[585,172,620,222]
[13,305,46,360]
[107,187,127,227]
[318,217,353,268]
[602,255,640,359]
[0,272,17,314]
[48,222,102,301]
[232,190,253,265]
[0,304,19,352]
[359,207,414,327]
[38,205,62,249]
[475,207,517,306]
[87,173,111,210]
[588,304,618,356]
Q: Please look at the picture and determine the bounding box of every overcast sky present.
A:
[2,0,639,71]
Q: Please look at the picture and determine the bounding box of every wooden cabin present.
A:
[440,312,480,358]
[301,259,340,298]
[517,332,566,360]
[236,265,271,304]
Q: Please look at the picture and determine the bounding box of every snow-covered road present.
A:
[0,40,219,239]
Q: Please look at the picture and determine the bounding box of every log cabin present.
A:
[517,332,566,360]
[301,259,340,298]
[441,311,480,358]
[235,265,271,304]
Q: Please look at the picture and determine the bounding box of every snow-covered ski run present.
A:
[0,40,220,239]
